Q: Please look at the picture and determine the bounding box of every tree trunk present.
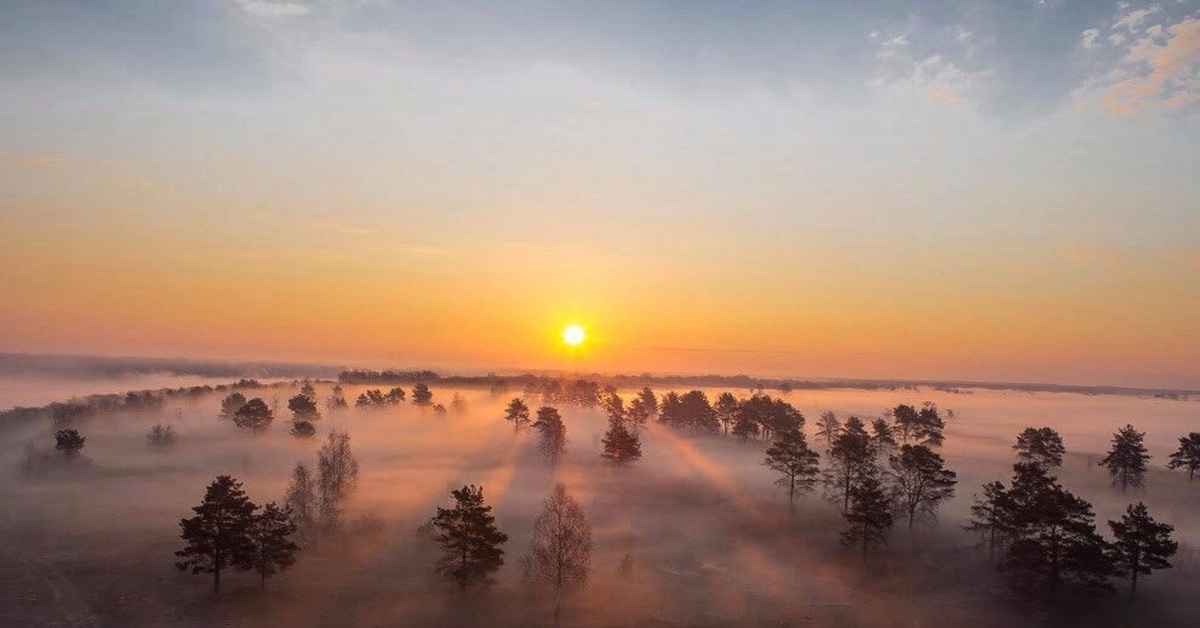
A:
[1131,571,1138,597]
[788,476,795,510]
[554,585,562,628]
[214,566,220,595]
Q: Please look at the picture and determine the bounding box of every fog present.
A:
[1,379,1197,627]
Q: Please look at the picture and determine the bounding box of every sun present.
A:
[562,324,586,347]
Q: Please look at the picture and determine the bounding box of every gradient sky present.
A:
[1,1,1198,388]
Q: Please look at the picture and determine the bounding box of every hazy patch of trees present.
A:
[326,384,348,411]
[316,430,360,535]
[532,406,567,464]
[54,428,86,457]
[412,383,434,406]
[233,398,273,431]
[290,421,316,438]
[601,412,641,465]
[146,423,177,448]
[287,394,320,421]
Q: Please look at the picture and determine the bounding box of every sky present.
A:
[0,0,1198,388]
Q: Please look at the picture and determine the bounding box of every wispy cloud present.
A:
[1081,28,1101,50]
[1103,17,1200,115]
[235,0,310,18]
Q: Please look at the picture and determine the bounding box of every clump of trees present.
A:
[287,394,321,421]
[355,387,406,408]
[146,423,177,448]
[532,406,567,464]
[290,421,316,438]
[175,475,299,593]
[1099,424,1150,492]
[412,383,434,406]
[54,429,86,458]
[431,485,508,593]
[326,384,348,411]
[233,398,273,431]
[220,392,247,419]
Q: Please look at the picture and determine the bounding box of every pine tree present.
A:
[504,398,531,433]
[764,428,821,508]
[1099,424,1151,492]
[964,480,1012,563]
[283,462,318,542]
[384,387,406,404]
[527,483,592,628]
[870,418,897,456]
[1166,432,1200,482]
[840,471,893,560]
[233,398,273,431]
[815,411,840,451]
[431,485,509,593]
[714,392,739,435]
[326,384,348,411]
[826,417,875,515]
[1013,427,1066,469]
[532,406,567,464]
[220,392,247,418]
[299,381,317,400]
[1108,502,1177,596]
[288,394,321,421]
[601,415,642,464]
[175,475,257,594]
[625,397,651,429]
[411,382,433,406]
[248,502,299,588]
[636,387,658,418]
[888,444,957,531]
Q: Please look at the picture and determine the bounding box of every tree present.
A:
[892,403,945,447]
[887,444,957,531]
[840,471,893,560]
[1014,427,1066,469]
[283,462,317,542]
[431,485,509,593]
[826,417,875,515]
[326,385,348,411]
[1099,424,1150,492]
[1108,502,1177,596]
[412,383,433,406]
[815,411,840,451]
[625,397,651,429]
[287,394,321,421]
[317,430,360,533]
[714,392,739,435]
[290,420,316,438]
[637,387,658,418]
[233,398,273,431]
[527,483,592,627]
[532,406,567,464]
[730,399,760,442]
[175,475,257,594]
[384,387,406,405]
[300,381,317,400]
[600,415,642,465]
[504,398,532,433]
[147,423,177,448]
[602,393,625,424]
[220,392,247,418]
[679,390,718,433]
[54,429,85,457]
[965,480,1012,564]
[999,463,1114,597]
[247,502,299,588]
[870,418,897,456]
[1166,432,1200,482]
[764,429,821,508]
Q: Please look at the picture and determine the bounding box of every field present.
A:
[1,380,1197,627]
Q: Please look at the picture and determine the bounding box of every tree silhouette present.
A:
[220,392,247,418]
[175,475,257,594]
[233,398,273,431]
[300,382,316,400]
[54,429,85,458]
[1166,432,1200,482]
[317,430,360,534]
[840,471,893,560]
[526,483,592,627]
[287,394,321,421]
[532,406,567,464]
[504,398,531,433]
[1108,502,1177,596]
[714,392,739,435]
[888,444,957,531]
[965,480,1013,564]
[625,397,651,429]
[431,485,508,593]
[1013,427,1066,469]
[764,428,821,508]
[1000,463,1114,597]
[326,384,348,411]
[146,423,177,448]
[601,415,641,465]
[283,462,317,543]
[290,421,316,438]
[412,383,433,406]
[247,502,299,589]
[384,387,406,405]
[826,417,875,515]
[892,403,945,447]
[636,387,658,418]
[815,411,840,451]
[870,418,897,456]
[1099,424,1150,492]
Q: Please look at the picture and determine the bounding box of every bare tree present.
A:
[527,483,592,627]
[284,461,318,542]
[317,430,360,534]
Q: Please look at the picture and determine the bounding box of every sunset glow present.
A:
[562,324,586,348]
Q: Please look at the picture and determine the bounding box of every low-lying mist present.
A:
[1,380,1197,627]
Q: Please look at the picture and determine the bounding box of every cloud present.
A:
[1102,17,1200,115]
[2,156,68,167]
[1112,6,1161,32]
[1081,29,1101,49]
[235,0,310,18]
